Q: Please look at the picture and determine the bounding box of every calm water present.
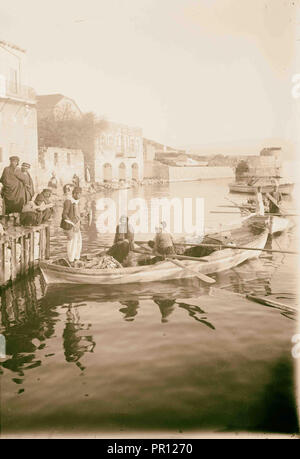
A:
[0,179,299,435]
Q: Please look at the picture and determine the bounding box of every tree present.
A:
[37,110,107,181]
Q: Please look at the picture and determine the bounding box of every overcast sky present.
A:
[1,0,299,150]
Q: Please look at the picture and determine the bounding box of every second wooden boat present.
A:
[229,181,294,195]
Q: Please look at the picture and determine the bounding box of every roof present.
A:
[36,94,65,109]
[0,40,26,53]
[37,94,82,116]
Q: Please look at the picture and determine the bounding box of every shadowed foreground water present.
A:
[0,180,299,435]
[0,266,298,435]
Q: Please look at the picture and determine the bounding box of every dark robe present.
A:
[268,190,282,214]
[21,171,34,203]
[108,221,135,263]
[0,166,26,214]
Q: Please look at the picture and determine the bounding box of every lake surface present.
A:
[0,179,299,436]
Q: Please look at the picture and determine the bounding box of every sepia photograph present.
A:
[0,0,299,441]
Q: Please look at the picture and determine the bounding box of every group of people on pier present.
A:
[0,156,54,227]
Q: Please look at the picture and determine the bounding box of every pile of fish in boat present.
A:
[55,255,123,270]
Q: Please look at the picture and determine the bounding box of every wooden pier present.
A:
[0,219,50,286]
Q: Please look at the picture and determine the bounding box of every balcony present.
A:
[0,80,36,104]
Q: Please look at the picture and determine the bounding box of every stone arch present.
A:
[131,162,139,180]
[103,163,112,181]
[119,162,126,180]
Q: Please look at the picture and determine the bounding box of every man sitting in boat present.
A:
[107,215,135,264]
[153,221,176,256]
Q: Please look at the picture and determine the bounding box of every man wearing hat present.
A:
[34,188,54,223]
[0,156,27,214]
[20,162,34,203]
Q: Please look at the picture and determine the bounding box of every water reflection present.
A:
[0,275,58,388]
[63,304,96,372]
[119,301,139,321]
[177,302,215,329]
[153,298,176,323]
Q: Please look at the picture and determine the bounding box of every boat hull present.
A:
[229,182,294,195]
[269,216,290,234]
[247,215,290,235]
[40,230,268,285]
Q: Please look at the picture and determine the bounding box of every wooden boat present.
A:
[229,181,294,195]
[245,214,290,235]
[269,215,290,234]
[40,228,269,285]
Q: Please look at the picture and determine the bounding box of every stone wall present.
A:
[37,147,85,188]
[168,166,234,181]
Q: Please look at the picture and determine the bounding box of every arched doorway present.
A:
[103,163,112,181]
[132,163,139,180]
[119,162,126,181]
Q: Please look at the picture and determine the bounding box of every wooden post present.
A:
[20,235,25,276]
[24,236,30,274]
[39,228,44,260]
[29,230,34,269]
[1,240,6,285]
[45,225,50,259]
[10,237,17,281]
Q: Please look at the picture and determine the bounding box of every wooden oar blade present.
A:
[166,257,216,284]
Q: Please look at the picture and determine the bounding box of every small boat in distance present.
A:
[229,181,294,195]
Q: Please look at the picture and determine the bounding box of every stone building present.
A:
[38,147,85,188]
[0,40,38,180]
[94,121,143,182]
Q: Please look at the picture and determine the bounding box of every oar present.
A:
[165,258,215,284]
[246,294,298,313]
[210,211,242,214]
[225,196,242,207]
[218,205,251,209]
[265,212,300,217]
[169,242,298,255]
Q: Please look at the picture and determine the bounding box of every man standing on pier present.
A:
[0,156,27,214]
[20,162,34,203]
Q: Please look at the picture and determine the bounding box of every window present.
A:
[67,152,71,166]
[54,152,58,166]
[130,137,135,153]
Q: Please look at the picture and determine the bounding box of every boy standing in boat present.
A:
[60,187,82,265]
